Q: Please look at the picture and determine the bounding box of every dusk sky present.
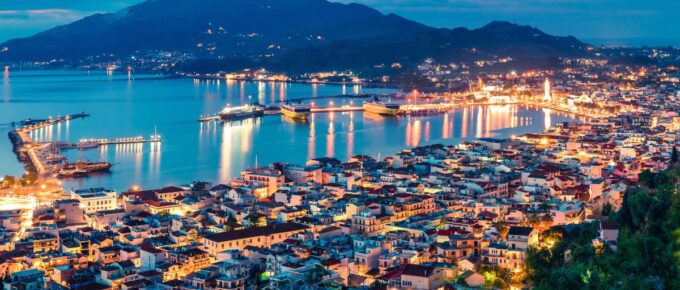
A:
[1,0,679,46]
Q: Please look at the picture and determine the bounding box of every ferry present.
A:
[363,98,400,116]
[281,103,311,120]
[219,104,265,121]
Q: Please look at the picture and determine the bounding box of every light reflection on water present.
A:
[0,70,583,191]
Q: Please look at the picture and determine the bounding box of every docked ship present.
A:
[281,103,311,120]
[57,160,112,178]
[363,98,400,115]
[77,141,100,150]
[219,104,265,121]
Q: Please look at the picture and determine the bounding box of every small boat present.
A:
[281,103,311,120]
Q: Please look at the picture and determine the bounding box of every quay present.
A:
[17,113,89,129]
[198,106,364,122]
[8,112,90,175]
[77,136,161,147]
[199,101,607,123]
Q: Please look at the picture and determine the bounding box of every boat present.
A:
[281,103,311,120]
[57,160,112,178]
[77,141,100,150]
[363,98,400,115]
[219,104,265,121]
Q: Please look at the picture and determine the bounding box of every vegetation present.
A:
[526,166,680,289]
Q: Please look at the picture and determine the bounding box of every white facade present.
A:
[70,188,118,214]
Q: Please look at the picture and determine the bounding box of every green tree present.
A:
[246,213,261,228]
[526,167,680,289]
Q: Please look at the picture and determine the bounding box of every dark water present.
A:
[1,70,582,191]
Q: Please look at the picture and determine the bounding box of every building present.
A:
[202,223,308,254]
[70,188,117,214]
[239,168,285,195]
[3,269,45,290]
[400,264,443,290]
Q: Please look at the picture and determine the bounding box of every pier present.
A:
[18,113,90,130]
[8,113,91,175]
[198,106,364,122]
[77,136,161,146]
[198,99,609,123]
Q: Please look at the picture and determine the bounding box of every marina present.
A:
[7,109,162,179]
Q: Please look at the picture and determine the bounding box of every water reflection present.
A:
[2,70,583,191]
[2,67,9,103]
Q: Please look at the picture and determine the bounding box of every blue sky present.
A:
[1,0,679,46]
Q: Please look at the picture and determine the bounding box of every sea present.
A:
[0,70,582,191]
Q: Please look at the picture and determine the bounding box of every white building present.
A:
[70,188,118,214]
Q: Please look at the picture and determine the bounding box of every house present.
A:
[3,269,45,290]
[400,264,443,290]
[599,221,619,250]
[202,223,309,254]
[460,270,485,287]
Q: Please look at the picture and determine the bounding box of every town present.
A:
[1,52,679,290]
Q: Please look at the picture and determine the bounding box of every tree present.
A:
[526,167,680,289]
[671,147,678,167]
[369,280,387,290]
[304,265,328,285]
[601,202,613,217]
[246,213,261,228]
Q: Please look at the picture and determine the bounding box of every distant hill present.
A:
[0,0,590,72]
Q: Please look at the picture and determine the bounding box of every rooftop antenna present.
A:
[255,155,259,169]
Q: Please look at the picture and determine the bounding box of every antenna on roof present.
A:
[255,155,258,169]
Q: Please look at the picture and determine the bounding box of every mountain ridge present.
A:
[0,0,590,72]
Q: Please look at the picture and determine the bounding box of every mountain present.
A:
[271,21,587,72]
[0,0,590,72]
[0,0,429,61]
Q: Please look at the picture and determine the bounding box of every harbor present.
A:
[198,98,607,123]
[7,112,162,179]
[2,70,581,191]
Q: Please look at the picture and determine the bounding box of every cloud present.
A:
[0,9,84,20]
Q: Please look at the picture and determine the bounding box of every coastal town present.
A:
[1,50,679,290]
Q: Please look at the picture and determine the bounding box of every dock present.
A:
[18,113,90,130]
[77,136,161,146]
[9,112,90,175]
[198,106,364,122]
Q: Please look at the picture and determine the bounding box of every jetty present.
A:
[198,106,364,122]
[18,113,89,129]
[8,112,90,175]
[77,136,161,147]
